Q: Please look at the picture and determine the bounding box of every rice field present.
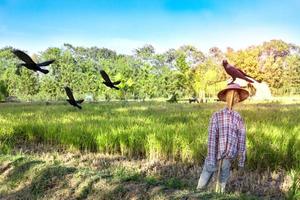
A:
[0,102,299,170]
[0,101,299,199]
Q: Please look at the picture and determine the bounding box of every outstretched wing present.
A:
[37,60,55,67]
[12,50,35,64]
[76,99,84,104]
[100,70,112,83]
[113,80,121,85]
[64,87,75,101]
[113,86,120,90]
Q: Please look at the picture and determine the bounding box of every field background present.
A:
[1,101,299,199]
[1,0,300,199]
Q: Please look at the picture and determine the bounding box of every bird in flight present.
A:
[222,60,255,85]
[64,87,84,109]
[100,70,121,90]
[12,49,55,74]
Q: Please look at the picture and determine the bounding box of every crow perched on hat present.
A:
[222,59,255,85]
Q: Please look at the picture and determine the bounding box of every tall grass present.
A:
[0,102,299,171]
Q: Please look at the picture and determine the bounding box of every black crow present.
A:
[222,60,255,85]
[189,97,200,103]
[12,49,55,74]
[64,87,84,109]
[100,70,121,90]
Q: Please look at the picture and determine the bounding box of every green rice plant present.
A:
[0,102,299,171]
[286,170,300,200]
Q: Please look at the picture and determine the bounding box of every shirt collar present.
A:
[223,107,233,114]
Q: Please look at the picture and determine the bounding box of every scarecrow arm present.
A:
[237,119,246,167]
[207,113,218,166]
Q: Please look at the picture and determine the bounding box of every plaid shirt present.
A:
[206,107,246,167]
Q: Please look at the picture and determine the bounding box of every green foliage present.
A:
[166,93,177,103]
[134,44,155,59]
[0,80,8,101]
[284,55,300,95]
[165,177,185,189]
[113,167,142,182]
[286,170,300,200]
[0,40,299,101]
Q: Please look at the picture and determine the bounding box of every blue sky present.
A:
[0,0,299,54]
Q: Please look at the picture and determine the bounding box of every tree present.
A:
[193,58,224,100]
[0,39,299,101]
[209,47,224,63]
[0,80,8,101]
[173,52,193,97]
[134,44,155,59]
[178,45,205,68]
[284,55,300,95]
[226,46,262,82]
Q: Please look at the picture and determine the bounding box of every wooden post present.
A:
[215,159,223,192]
[216,90,236,192]
[226,90,235,110]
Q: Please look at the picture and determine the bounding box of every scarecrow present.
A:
[196,83,249,193]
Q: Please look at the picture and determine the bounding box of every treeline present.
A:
[0,39,299,101]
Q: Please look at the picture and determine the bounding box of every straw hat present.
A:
[217,83,249,102]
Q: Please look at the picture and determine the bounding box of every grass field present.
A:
[0,102,299,199]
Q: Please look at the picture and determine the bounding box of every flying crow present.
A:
[12,49,55,74]
[100,70,121,90]
[222,60,255,85]
[64,87,84,109]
